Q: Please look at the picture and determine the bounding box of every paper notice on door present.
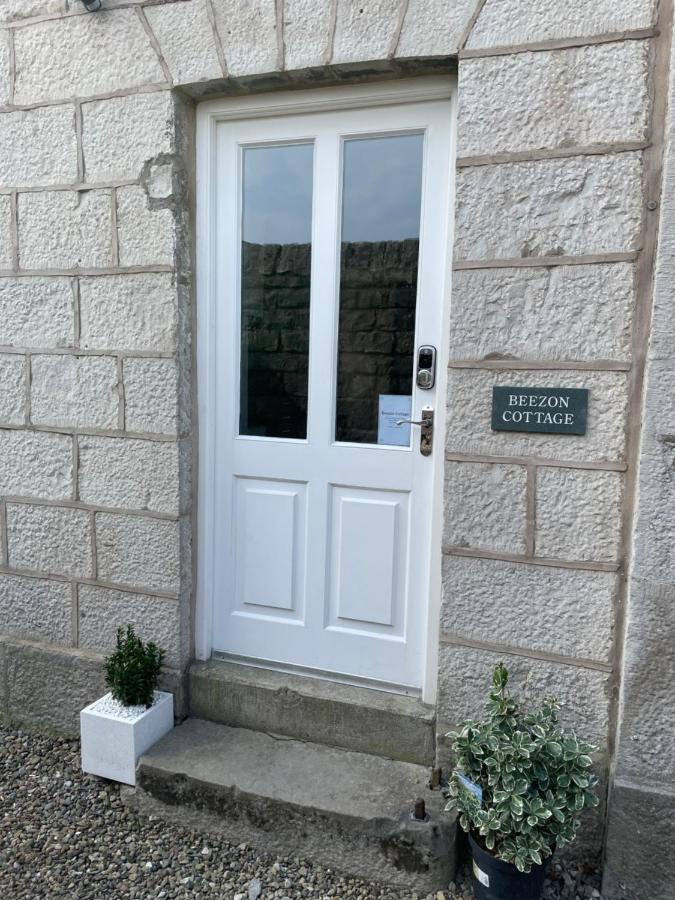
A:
[378,395,412,446]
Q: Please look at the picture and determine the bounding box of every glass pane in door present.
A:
[239,143,313,439]
[335,133,424,445]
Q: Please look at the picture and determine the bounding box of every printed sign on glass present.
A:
[378,395,412,446]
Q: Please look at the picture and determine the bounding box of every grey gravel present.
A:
[0,724,603,899]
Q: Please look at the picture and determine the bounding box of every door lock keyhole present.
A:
[416,346,436,390]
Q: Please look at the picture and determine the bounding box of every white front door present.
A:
[197,80,454,691]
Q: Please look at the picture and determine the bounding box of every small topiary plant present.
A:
[104,625,165,708]
[444,663,599,873]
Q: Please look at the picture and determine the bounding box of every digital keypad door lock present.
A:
[416,345,436,389]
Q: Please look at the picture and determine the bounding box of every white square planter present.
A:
[80,691,174,786]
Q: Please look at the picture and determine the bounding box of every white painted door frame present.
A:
[196,77,457,703]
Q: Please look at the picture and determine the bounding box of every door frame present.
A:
[195,76,457,704]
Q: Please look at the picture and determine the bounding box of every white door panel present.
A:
[233,478,306,616]
[327,486,409,631]
[199,82,453,690]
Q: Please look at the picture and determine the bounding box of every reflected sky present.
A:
[242,143,314,245]
[342,133,424,242]
[241,133,424,245]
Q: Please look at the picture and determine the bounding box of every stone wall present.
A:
[0,2,671,894]
[0,2,196,731]
[603,12,675,898]
[436,0,669,882]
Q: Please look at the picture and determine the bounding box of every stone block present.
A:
[78,584,182,667]
[0,430,72,500]
[0,277,74,348]
[190,658,436,765]
[449,263,634,362]
[441,555,616,662]
[82,91,174,183]
[332,0,400,64]
[397,0,478,58]
[2,636,107,735]
[650,194,675,357]
[631,360,675,581]
[211,0,278,76]
[145,0,223,84]
[0,105,78,190]
[446,369,629,462]
[123,357,178,435]
[535,467,623,562]
[459,41,650,158]
[455,152,643,261]
[1,633,185,731]
[30,354,118,429]
[79,274,177,352]
[0,573,72,645]
[143,161,174,201]
[283,0,333,69]
[614,578,675,785]
[0,355,25,425]
[78,436,179,514]
[0,1,67,22]
[13,9,165,105]
[116,184,174,267]
[18,190,113,270]
[604,781,674,900]
[437,643,611,748]
[0,639,5,712]
[0,30,9,105]
[132,718,456,894]
[466,0,658,49]
[95,512,180,594]
[6,503,92,578]
[443,461,527,554]
[0,195,12,269]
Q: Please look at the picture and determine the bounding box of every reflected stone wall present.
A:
[241,239,418,443]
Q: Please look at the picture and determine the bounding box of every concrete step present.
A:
[189,659,436,766]
[124,718,456,893]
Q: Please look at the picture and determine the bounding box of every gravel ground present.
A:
[1,724,603,900]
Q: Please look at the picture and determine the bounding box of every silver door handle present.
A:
[396,407,433,456]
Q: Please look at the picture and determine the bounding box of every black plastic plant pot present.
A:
[468,833,548,900]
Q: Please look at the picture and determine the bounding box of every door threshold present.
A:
[211,651,421,698]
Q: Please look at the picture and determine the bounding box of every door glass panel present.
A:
[335,133,424,445]
[240,143,313,439]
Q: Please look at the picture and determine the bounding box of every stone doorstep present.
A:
[189,659,436,767]
[123,718,457,893]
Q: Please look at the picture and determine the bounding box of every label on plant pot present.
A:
[473,860,490,888]
[457,773,483,803]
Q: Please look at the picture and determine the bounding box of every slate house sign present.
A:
[491,386,589,435]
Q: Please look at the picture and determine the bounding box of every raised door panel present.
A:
[233,477,306,622]
[327,485,409,637]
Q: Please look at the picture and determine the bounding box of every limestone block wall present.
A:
[436,0,669,873]
[0,2,671,892]
[0,2,195,730]
[604,18,675,898]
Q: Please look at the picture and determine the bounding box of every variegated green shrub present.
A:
[444,663,599,873]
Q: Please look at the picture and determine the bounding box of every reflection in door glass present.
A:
[335,133,424,445]
[240,143,313,439]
